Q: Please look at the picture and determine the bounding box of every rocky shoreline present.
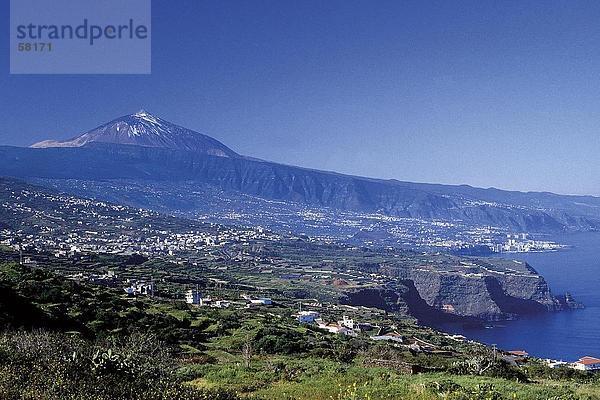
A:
[344,257,583,323]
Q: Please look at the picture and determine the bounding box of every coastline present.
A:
[438,232,600,361]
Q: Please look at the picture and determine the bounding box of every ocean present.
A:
[436,232,600,361]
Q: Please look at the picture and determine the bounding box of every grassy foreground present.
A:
[186,355,599,400]
[0,259,598,399]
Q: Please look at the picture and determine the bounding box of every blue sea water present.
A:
[437,232,600,361]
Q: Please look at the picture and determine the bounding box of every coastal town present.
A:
[0,181,566,262]
[0,180,597,378]
[6,235,596,373]
[490,233,566,253]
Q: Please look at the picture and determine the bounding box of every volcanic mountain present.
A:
[30,110,239,158]
[3,110,600,233]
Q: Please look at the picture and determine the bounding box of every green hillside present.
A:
[0,258,598,399]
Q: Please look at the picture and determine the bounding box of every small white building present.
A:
[249,297,272,306]
[124,280,154,296]
[296,311,320,324]
[185,289,202,304]
[22,258,38,267]
[446,334,466,342]
[545,360,568,369]
[316,319,357,336]
[371,332,404,343]
[572,356,600,371]
[507,350,529,358]
[213,300,230,308]
[338,315,355,329]
[317,320,341,333]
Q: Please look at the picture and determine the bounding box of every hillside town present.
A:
[0,181,597,375]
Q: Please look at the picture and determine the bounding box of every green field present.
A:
[0,256,598,399]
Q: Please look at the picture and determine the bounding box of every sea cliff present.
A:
[345,257,580,322]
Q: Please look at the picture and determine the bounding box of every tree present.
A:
[241,334,253,369]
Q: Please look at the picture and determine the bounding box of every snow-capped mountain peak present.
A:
[132,109,161,125]
[30,110,239,157]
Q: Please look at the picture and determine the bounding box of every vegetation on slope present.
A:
[0,260,598,399]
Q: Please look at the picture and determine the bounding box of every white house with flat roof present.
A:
[296,311,320,324]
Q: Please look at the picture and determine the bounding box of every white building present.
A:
[316,319,357,336]
[199,296,212,306]
[338,315,355,329]
[296,311,320,324]
[124,280,154,296]
[572,356,600,371]
[185,289,202,304]
[545,360,568,369]
[213,300,230,308]
[371,332,404,343]
[249,297,272,305]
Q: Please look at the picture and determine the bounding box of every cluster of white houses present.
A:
[545,356,600,371]
[294,312,407,344]
[516,351,600,371]
[184,289,271,309]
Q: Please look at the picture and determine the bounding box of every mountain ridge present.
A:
[4,111,600,233]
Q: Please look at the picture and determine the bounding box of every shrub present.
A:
[254,326,307,355]
[0,330,235,400]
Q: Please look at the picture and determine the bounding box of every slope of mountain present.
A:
[2,111,600,233]
[0,178,580,322]
[30,110,239,157]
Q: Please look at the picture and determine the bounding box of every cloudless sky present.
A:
[2,1,600,195]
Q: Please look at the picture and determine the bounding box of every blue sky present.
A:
[2,1,600,195]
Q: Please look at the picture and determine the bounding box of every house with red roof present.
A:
[572,356,600,371]
[507,350,529,358]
